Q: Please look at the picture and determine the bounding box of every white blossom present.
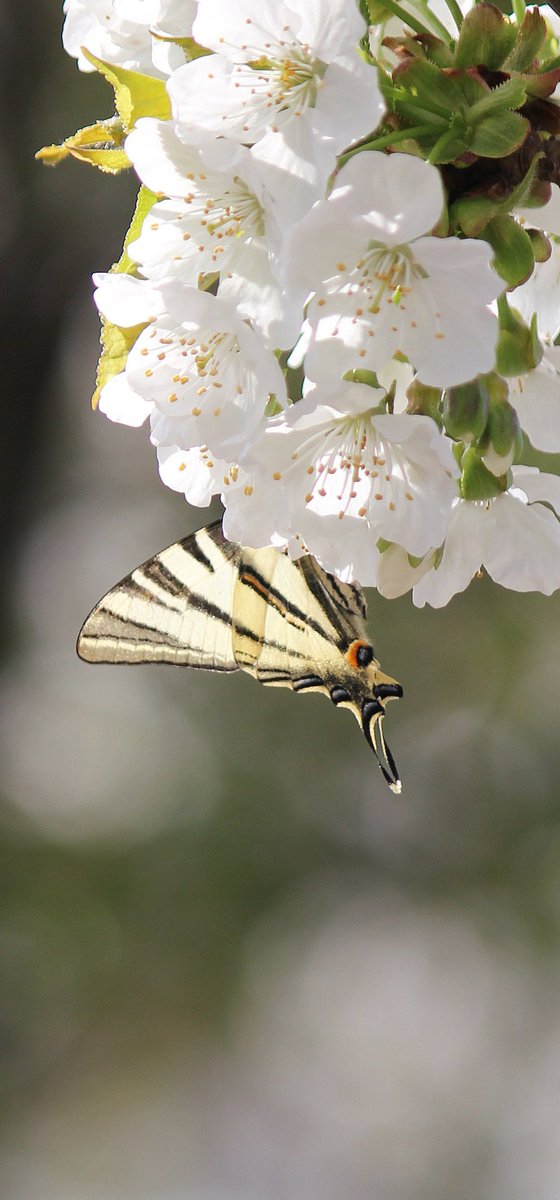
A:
[284,152,502,391]
[377,468,560,606]
[62,0,194,75]
[223,381,458,585]
[167,0,384,209]
[125,120,304,347]
[95,276,286,453]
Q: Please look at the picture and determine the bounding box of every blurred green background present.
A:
[2,5,560,1197]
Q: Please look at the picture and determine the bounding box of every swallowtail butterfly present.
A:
[77,522,403,791]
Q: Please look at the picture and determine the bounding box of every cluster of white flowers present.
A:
[62,0,560,606]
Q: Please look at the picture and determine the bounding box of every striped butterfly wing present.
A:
[77,522,241,670]
[232,548,365,691]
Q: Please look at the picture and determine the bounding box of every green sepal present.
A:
[521,67,560,99]
[460,445,507,499]
[36,118,129,174]
[454,3,517,70]
[502,6,547,73]
[442,377,489,442]
[406,377,443,424]
[82,50,171,130]
[343,368,382,389]
[526,228,552,263]
[483,213,535,288]
[92,185,157,408]
[449,194,502,236]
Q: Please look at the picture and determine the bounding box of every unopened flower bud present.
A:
[442,377,489,442]
[480,396,522,475]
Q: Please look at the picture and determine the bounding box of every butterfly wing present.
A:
[77,522,240,670]
[232,548,364,691]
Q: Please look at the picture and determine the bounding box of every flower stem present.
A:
[366,0,450,43]
[439,0,463,31]
[338,123,435,164]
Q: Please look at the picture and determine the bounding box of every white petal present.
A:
[485,493,560,593]
[509,241,560,342]
[310,55,384,154]
[98,371,153,426]
[509,355,560,452]
[329,152,445,245]
[193,0,300,59]
[93,273,163,326]
[293,0,366,60]
[411,503,493,608]
[510,466,560,512]
[156,443,226,505]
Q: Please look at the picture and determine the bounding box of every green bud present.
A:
[496,298,543,376]
[484,214,535,289]
[406,378,443,425]
[442,378,489,442]
[460,445,508,500]
[480,395,522,474]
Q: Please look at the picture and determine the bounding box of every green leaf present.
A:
[82,50,171,130]
[469,109,529,157]
[468,74,527,119]
[503,7,547,72]
[114,183,158,275]
[92,320,147,409]
[454,3,517,69]
[484,214,535,288]
[36,118,130,173]
[92,185,158,407]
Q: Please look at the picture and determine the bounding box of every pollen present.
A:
[191,406,201,416]
[178,462,186,471]
[405,491,413,501]
[244,485,254,496]
[272,471,282,480]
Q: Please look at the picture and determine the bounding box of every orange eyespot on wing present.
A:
[345,639,374,670]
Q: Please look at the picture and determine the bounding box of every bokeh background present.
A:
[3,4,560,1197]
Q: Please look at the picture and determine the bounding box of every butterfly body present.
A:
[77,522,403,791]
